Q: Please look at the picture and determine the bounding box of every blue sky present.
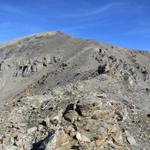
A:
[0,0,150,51]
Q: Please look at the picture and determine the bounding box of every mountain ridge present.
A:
[0,32,150,150]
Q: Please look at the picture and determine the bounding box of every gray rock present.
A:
[27,127,37,134]
[126,131,137,146]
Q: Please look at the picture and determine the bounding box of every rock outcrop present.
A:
[1,81,150,150]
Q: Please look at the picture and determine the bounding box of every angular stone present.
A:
[27,127,37,134]
[45,130,71,150]
[76,132,90,142]
[126,131,137,146]
[64,110,78,123]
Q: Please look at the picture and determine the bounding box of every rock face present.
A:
[0,32,150,150]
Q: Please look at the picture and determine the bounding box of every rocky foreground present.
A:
[0,32,150,150]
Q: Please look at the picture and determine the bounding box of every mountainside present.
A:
[0,32,150,150]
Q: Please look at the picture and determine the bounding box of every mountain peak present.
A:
[0,32,150,150]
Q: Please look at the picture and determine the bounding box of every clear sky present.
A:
[0,0,150,51]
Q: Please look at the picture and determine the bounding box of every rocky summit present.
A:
[0,31,150,150]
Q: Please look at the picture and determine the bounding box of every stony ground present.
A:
[0,32,150,150]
